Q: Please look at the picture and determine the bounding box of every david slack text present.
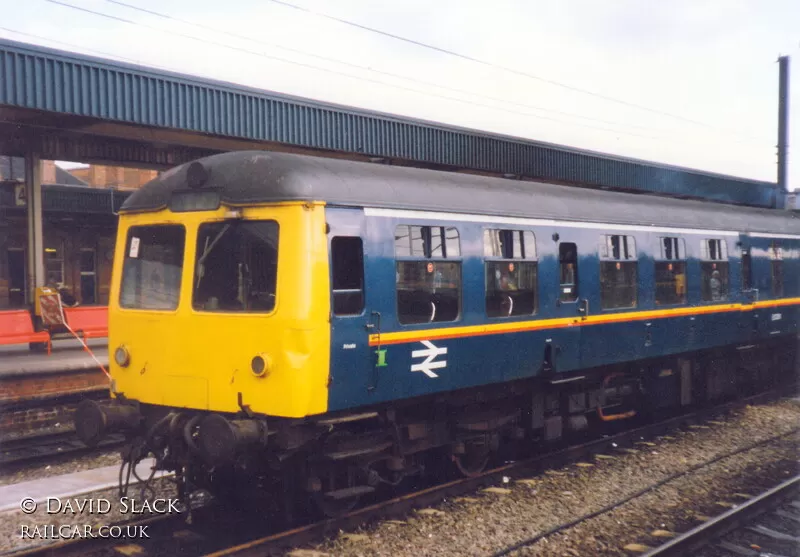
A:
[48,497,180,514]
[20,524,149,540]
[20,497,181,515]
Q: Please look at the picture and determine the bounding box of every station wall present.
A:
[0,215,117,309]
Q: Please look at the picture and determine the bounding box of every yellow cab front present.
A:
[108,201,331,419]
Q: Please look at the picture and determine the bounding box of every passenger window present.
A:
[655,237,687,305]
[741,248,753,291]
[700,239,729,302]
[770,243,783,297]
[193,221,279,312]
[599,235,637,309]
[395,225,461,324]
[331,237,364,315]
[484,229,538,318]
[558,242,579,302]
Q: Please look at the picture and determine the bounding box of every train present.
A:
[74,150,799,516]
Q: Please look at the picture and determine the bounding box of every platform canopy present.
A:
[0,38,779,208]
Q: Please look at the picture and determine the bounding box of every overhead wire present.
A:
[40,0,706,145]
[267,0,772,144]
[0,26,203,76]
[101,0,759,146]
[13,0,773,156]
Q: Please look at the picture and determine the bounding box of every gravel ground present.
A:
[0,400,796,556]
[297,399,800,557]
[0,450,121,487]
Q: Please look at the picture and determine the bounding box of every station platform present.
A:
[0,458,163,513]
[0,339,108,378]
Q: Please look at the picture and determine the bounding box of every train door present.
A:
[738,233,759,341]
[327,209,376,404]
[545,240,584,374]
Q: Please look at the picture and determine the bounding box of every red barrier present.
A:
[0,310,51,354]
[63,306,108,340]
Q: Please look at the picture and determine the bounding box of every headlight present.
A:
[114,346,130,368]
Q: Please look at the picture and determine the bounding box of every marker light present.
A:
[114,346,130,368]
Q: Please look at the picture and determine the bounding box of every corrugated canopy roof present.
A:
[0,38,780,208]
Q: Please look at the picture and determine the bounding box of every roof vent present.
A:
[186,162,209,189]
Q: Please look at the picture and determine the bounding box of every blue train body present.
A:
[327,208,798,412]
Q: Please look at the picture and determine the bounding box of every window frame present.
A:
[599,234,638,310]
[394,224,462,325]
[44,241,65,286]
[191,220,280,314]
[741,247,753,291]
[699,238,730,303]
[483,228,538,318]
[654,236,688,306]
[558,242,579,303]
[330,236,365,317]
[120,224,186,311]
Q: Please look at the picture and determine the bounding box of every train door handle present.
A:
[578,298,589,318]
[366,311,381,334]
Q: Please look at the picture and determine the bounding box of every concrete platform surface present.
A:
[0,458,165,513]
[0,341,108,378]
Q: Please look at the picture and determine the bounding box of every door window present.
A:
[558,242,579,302]
[331,237,365,315]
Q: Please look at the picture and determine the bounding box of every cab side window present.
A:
[395,225,461,324]
[331,237,364,315]
[700,239,729,302]
[484,229,538,317]
[599,234,637,309]
[770,243,784,297]
[655,237,687,305]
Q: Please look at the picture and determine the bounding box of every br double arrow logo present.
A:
[410,340,447,378]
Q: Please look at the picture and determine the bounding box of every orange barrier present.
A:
[63,306,108,340]
[0,310,51,354]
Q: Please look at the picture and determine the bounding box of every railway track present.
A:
[3,389,795,557]
[642,474,800,557]
[0,431,125,468]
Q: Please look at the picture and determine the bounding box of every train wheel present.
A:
[311,490,360,518]
[452,442,490,478]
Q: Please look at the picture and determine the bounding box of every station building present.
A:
[0,157,155,309]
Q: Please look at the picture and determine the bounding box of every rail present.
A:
[642,474,800,557]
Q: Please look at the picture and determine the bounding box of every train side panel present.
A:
[326,208,800,413]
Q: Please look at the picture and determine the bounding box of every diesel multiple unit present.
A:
[74,150,799,514]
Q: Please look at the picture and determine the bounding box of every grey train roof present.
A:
[122,151,800,236]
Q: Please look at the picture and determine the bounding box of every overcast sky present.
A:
[2,0,799,189]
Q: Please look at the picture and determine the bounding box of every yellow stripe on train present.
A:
[368,298,800,347]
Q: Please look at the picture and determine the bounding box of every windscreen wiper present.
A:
[195,224,231,288]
